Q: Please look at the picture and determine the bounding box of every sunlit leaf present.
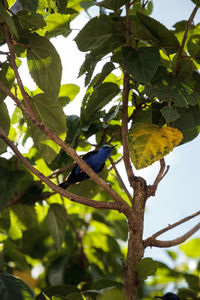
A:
[128,123,183,169]
[180,238,200,258]
[0,102,10,154]
[45,12,71,38]
[27,35,62,97]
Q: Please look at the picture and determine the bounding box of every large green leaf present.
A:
[122,46,160,83]
[47,203,67,249]
[0,63,15,103]
[0,102,10,154]
[81,82,120,125]
[0,273,34,300]
[74,15,123,52]
[16,11,46,30]
[29,93,66,163]
[27,35,62,97]
[44,12,71,38]
[160,106,180,123]
[98,0,129,10]
[136,12,180,54]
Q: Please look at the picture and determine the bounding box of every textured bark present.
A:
[124,178,147,300]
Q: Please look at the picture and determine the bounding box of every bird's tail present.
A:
[59,181,70,189]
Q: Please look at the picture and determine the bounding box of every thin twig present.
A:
[146,222,200,248]
[109,157,132,202]
[173,4,199,76]
[144,210,200,247]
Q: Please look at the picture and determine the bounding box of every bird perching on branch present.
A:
[59,145,116,189]
[155,293,180,300]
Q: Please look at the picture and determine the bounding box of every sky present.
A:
[4,0,200,269]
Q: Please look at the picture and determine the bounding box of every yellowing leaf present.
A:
[128,123,183,169]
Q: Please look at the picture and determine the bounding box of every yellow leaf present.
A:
[128,123,183,169]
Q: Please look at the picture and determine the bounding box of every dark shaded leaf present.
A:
[122,46,160,83]
[187,34,200,64]
[16,11,45,30]
[47,203,67,249]
[81,82,120,125]
[75,15,123,52]
[0,2,18,38]
[36,284,81,300]
[160,106,180,123]
[0,273,34,300]
[136,12,179,54]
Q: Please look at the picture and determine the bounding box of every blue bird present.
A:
[59,145,116,189]
[155,292,180,300]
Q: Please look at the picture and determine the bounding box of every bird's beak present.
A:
[111,145,117,149]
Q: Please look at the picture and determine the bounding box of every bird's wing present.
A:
[80,149,98,160]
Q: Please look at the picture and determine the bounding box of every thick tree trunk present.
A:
[124,178,147,300]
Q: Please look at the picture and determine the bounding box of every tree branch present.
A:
[147,159,170,196]
[145,222,200,248]
[121,5,136,189]
[0,128,123,212]
[173,4,199,76]
[144,210,200,248]
[0,83,130,214]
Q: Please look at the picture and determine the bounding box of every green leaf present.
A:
[180,238,200,258]
[80,1,98,10]
[0,102,10,154]
[187,34,200,64]
[81,82,120,125]
[0,63,15,103]
[145,67,200,107]
[136,257,158,280]
[160,106,180,123]
[0,166,26,211]
[0,273,34,300]
[98,0,129,11]
[122,46,160,84]
[29,93,66,163]
[103,101,121,122]
[98,289,125,300]
[27,35,62,97]
[136,12,179,54]
[58,84,80,106]
[74,15,122,52]
[47,204,67,249]
[172,105,200,130]
[0,2,18,38]
[36,285,81,300]
[16,11,46,30]
[66,115,80,147]
[95,62,115,86]
[45,12,71,38]
[10,204,37,229]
